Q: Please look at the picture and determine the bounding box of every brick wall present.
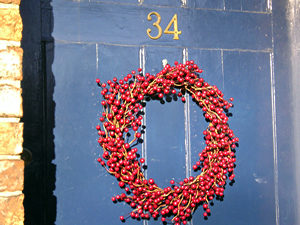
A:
[0,0,24,224]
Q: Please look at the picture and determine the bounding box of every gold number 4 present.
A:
[147,12,182,40]
[164,14,182,40]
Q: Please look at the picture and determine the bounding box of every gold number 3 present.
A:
[147,12,182,40]
[147,12,162,40]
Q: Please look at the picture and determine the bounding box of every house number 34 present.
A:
[147,12,182,40]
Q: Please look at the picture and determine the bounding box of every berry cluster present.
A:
[96,61,238,225]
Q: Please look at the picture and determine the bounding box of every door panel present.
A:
[88,0,139,3]
[188,0,224,9]
[53,43,144,225]
[221,51,275,225]
[188,49,224,180]
[144,0,182,7]
[95,45,142,225]
[222,52,275,218]
[187,50,275,225]
[144,47,186,188]
[52,1,281,225]
[224,0,268,12]
[53,1,271,50]
[192,51,275,225]
[53,43,99,224]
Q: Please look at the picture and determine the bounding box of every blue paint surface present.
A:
[144,47,186,189]
[51,0,298,225]
[188,0,224,9]
[144,0,182,7]
[189,49,224,179]
[53,1,272,50]
[225,0,268,12]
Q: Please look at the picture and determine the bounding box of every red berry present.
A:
[138,94,144,100]
[119,181,125,187]
[149,178,154,184]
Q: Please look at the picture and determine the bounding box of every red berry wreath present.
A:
[95,60,238,225]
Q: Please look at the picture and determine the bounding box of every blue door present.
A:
[51,1,297,225]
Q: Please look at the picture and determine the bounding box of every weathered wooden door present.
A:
[51,1,296,225]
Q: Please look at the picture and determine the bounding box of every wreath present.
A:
[96,60,238,225]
